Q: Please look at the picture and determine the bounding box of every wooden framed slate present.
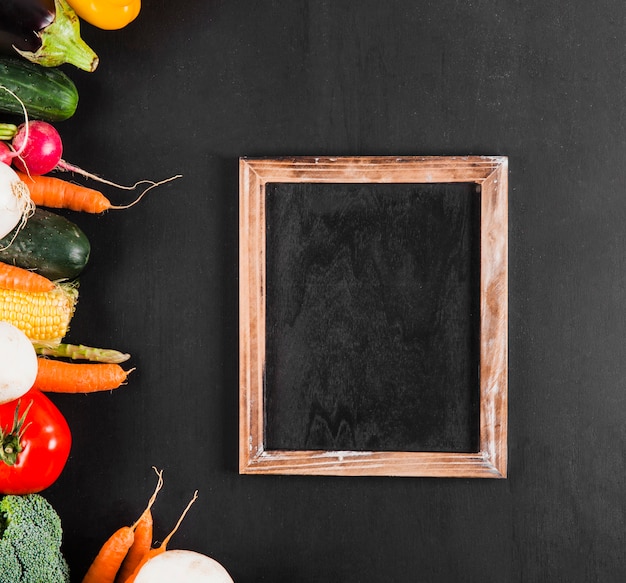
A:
[239,156,508,477]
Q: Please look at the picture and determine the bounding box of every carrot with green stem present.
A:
[123,490,199,583]
[32,358,133,393]
[82,469,164,583]
[0,261,55,292]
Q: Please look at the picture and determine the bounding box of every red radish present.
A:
[0,142,12,165]
[12,121,63,175]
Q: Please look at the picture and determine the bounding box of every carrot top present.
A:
[123,489,199,583]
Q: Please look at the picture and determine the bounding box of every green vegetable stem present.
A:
[0,124,16,141]
[14,0,99,72]
[33,342,131,364]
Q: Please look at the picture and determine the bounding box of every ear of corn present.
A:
[0,282,78,343]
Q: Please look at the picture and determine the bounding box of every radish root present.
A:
[8,178,35,233]
[57,158,181,191]
[56,161,183,210]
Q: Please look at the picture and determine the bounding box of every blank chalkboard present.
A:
[264,181,481,453]
[239,156,508,477]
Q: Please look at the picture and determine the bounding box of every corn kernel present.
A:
[0,283,78,343]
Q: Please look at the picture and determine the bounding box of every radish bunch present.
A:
[4,120,180,195]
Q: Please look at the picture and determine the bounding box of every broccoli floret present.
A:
[0,494,70,583]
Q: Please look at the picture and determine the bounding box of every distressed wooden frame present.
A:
[239,156,508,478]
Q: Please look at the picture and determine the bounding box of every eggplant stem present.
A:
[14,0,99,72]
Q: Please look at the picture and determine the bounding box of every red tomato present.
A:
[0,389,71,494]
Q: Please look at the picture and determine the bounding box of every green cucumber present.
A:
[0,57,79,121]
[0,208,90,280]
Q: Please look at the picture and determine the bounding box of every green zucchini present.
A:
[0,208,90,280]
[0,57,78,121]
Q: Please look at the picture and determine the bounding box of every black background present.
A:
[36,1,626,581]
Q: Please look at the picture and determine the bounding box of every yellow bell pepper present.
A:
[66,0,141,30]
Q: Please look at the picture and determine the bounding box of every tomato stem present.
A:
[0,400,31,466]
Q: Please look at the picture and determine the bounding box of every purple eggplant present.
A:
[0,29,42,55]
[0,0,98,72]
[0,0,55,36]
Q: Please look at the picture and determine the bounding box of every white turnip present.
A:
[133,550,234,583]
[0,161,33,240]
[0,321,38,404]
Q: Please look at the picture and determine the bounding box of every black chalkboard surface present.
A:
[264,182,481,453]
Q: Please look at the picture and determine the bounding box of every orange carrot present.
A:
[82,526,135,583]
[32,358,133,393]
[123,490,199,583]
[17,171,113,213]
[0,261,55,292]
[115,509,153,583]
[83,469,164,583]
[17,171,181,213]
